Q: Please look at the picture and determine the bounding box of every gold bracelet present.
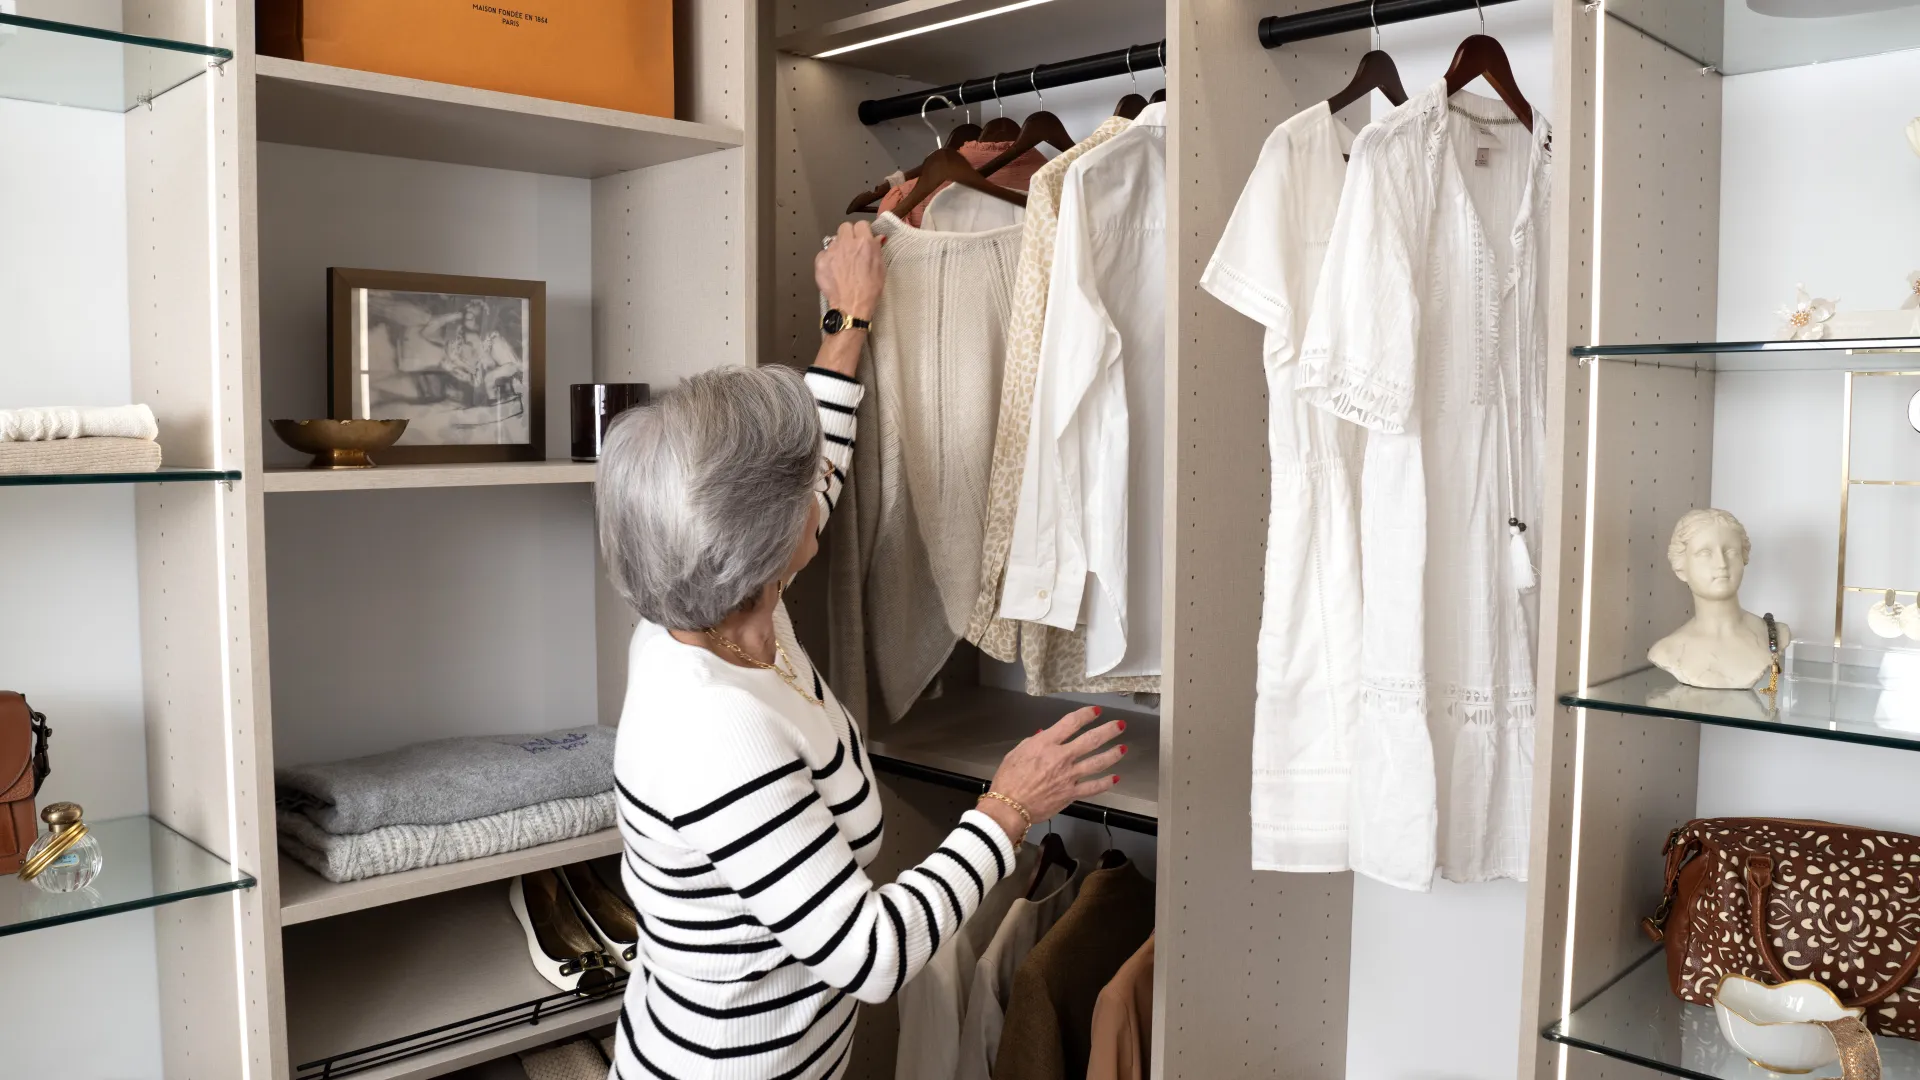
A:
[977,791,1032,841]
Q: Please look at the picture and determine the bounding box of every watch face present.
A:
[822,309,845,334]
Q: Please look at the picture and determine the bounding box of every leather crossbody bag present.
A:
[0,692,52,875]
[1646,817,1920,1039]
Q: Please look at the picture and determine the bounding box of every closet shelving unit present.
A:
[0,2,758,1078]
[772,1,1412,1077]
[0,1,267,1060]
[1520,3,1920,1079]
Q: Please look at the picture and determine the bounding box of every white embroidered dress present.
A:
[1201,102,1364,873]
[1299,83,1550,889]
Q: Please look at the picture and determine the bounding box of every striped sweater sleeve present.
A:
[643,686,1016,1005]
[806,365,862,534]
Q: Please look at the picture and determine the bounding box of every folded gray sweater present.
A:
[279,792,617,883]
[275,726,616,834]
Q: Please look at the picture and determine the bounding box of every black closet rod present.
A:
[869,753,1159,836]
[1260,0,1517,49]
[857,40,1166,126]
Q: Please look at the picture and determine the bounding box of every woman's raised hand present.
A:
[979,707,1127,841]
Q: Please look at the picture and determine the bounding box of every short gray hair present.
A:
[596,365,820,630]
[1667,507,1750,574]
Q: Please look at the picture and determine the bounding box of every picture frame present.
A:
[327,268,546,464]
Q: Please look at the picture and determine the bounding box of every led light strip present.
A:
[814,0,1060,59]
[202,0,253,1070]
[1559,8,1606,1079]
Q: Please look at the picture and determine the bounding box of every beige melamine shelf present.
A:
[777,0,1163,85]
[873,685,1160,820]
[278,828,622,926]
[285,883,622,1080]
[263,460,596,492]
[254,55,743,179]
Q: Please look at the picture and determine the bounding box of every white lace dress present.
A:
[1299,82,1551,889]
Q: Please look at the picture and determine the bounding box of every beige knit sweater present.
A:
[829,211,1024,723]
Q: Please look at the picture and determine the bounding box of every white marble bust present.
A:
[1648,508,1785,690]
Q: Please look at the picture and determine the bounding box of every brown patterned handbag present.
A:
[0,692,52,875]
[1646,817,1920,1040]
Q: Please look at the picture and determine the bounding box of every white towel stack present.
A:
[0,404,163,475]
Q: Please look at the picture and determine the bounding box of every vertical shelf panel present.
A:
[1158,3,1358,1077]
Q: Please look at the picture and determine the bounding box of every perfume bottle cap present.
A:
[41,802,83,832]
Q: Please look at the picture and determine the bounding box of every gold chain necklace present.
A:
[705,629,824,708]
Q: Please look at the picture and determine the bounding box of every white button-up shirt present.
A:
[998,103,1166,679]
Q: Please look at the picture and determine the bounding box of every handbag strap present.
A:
[1745,856,1920,1008]
[28,708,49,797]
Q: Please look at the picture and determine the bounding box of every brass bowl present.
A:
[271,419,409,470]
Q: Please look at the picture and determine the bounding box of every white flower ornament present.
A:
[1777,284,1836,341]
[1904,271,1920,310]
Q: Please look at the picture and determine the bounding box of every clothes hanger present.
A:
[1149,41,1166,104]
[974,69,1075,178]
[1443,0,1534,132]
[1325,1,1408,115]
[1113,44,1148,120]
[979,73,1022,141]
[945,83,982,148]
[1097,809,1127,866]
[1024,820,1077,900]
[889,94,1028,221]
[843,91,963,214]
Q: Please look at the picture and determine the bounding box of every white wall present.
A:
[0,93,166,1079]
[1341,5,1553,1079]
[1705,48,1920,823]
[255,143,601,766]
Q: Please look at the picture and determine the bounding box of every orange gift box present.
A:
[258,0,674,119]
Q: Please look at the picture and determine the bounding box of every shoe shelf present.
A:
[1546,950,1920,1079]
[873,685,1160,831]
[285,883,625,1080]
[254,55,743,180]
[0,815,254,939]
[278,828,624,926]
[0,12,229,112]
[1562,667,1920,755]
[0,466,241,489]
[263,461,595,494]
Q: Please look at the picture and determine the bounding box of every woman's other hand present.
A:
[816,221,885,325]
[979,707,1127,842]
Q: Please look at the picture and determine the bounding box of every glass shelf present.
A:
[1603,1,1920,78]
[1574,336,1920,373]
[1563,664,1920,754]
[0,13,231,113]
[0,467,241,488]
[0,815,255,938]
[1546,950,1920,1079]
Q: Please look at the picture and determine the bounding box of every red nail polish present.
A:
[1116,720,1126,732]
[1093,706,1102,717]
[1120,744,1128,755]
[1112,775,1120,784]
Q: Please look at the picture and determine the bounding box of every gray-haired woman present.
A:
[595,221,1126,1079]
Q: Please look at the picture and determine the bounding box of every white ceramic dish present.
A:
[1714,973,1863,1074]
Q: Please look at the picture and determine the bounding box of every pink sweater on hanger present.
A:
[879,140,1048,227]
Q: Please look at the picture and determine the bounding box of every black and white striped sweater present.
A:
[611,367,1017,1080]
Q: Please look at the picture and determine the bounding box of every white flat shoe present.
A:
[509,870,616,996]
[561,860,640,973]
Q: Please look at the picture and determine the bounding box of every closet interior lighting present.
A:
[812,0,1061,58]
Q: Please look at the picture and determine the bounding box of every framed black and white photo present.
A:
[327,268,546,464]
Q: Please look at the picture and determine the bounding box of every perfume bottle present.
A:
[21,802,102,893]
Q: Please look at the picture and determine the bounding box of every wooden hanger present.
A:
[889,144,1027,220]
[1024,828,1077,901]
[1326,7,1406,114]
[1114,44,1148,120]
[1443,2,1534,132]
[979,73,1022,141]
[1326,49,1407,114]
[973,70,1075,177]
[844,93,978,214]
